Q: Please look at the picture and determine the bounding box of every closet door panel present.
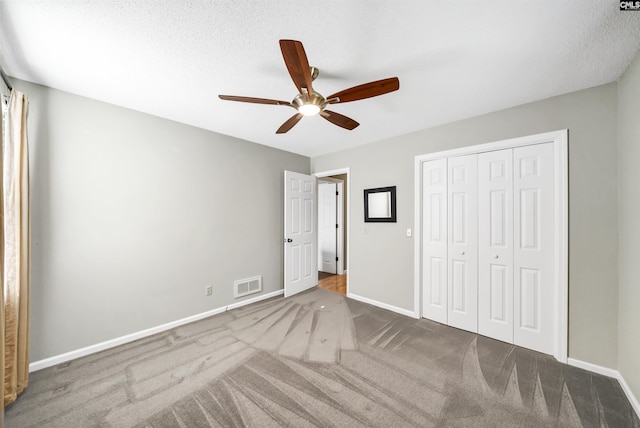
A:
[514,143,555,355]
[422,159,448,323]
[447,154,478,333]
[478,149,514,343]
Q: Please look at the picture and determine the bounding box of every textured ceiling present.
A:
[1,1,639,157]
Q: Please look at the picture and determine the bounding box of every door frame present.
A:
[414,130,568,363]
[317,177,344,275]
[314,168,350,291]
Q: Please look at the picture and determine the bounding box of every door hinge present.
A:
[336,191,339,196]
[336,224,339,228]
[336,257,339,262]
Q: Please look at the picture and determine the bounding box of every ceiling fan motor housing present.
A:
[293,91,326,116]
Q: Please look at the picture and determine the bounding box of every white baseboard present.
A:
[567,358,619,378]
[618,374,640,420]
[347,292,419,319]
[568,358,640,419]
[29,289,285,372]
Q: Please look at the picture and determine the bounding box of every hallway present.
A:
[318,272,346,296]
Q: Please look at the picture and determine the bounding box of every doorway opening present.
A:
[314,168,349,296]
[318,271,347,295]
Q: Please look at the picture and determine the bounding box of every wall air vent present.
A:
[234,275,262,298]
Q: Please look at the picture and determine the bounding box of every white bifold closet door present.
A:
[478,149,514,343]
[512,143,555,355]
[447,154,478,333]
[422,142,557,356]
[422,158,448,324]
[477,143,555,354]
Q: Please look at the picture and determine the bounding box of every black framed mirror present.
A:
[364,186,396,222]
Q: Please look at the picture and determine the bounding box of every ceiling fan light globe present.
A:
[299,103,321,116]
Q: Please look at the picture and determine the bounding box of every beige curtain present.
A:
[0,91,5,426]
[2,89,30,407]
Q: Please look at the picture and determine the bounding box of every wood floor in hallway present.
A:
[318,272,346,295]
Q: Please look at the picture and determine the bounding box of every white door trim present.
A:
[317,177,345,275]
[314,168,350,293]
[336,180,344,275]
[316,177,344,275]
[414,130,568,362]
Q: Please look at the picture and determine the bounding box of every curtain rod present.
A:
[1,67,13,92]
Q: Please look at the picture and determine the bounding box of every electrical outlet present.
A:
[406,228,412,237]
[205,286,213,296]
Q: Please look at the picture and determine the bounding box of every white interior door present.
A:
[422,159,448,323]
[284,171,317,298]
[513,143,555,354]
[318,181,337,274]
[478,149,514,343]
[447,154,478,333]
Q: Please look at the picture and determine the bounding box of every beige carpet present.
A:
[5,288,640,427]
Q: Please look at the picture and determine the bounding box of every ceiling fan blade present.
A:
[320,110,360,130]
[327,77,399,104]
[279,40,313,95]
[218,95,293,107]
[276,113,304,134]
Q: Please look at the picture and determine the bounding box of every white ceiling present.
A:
[1,1,639,157]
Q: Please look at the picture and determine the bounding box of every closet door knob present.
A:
[493,254,499,259]
[460,251,465,255]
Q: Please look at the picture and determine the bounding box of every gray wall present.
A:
[618,52,640,401]
[312,83,619,369]
[21,80,310,361]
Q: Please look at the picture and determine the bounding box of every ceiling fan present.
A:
[218,39,400,134]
